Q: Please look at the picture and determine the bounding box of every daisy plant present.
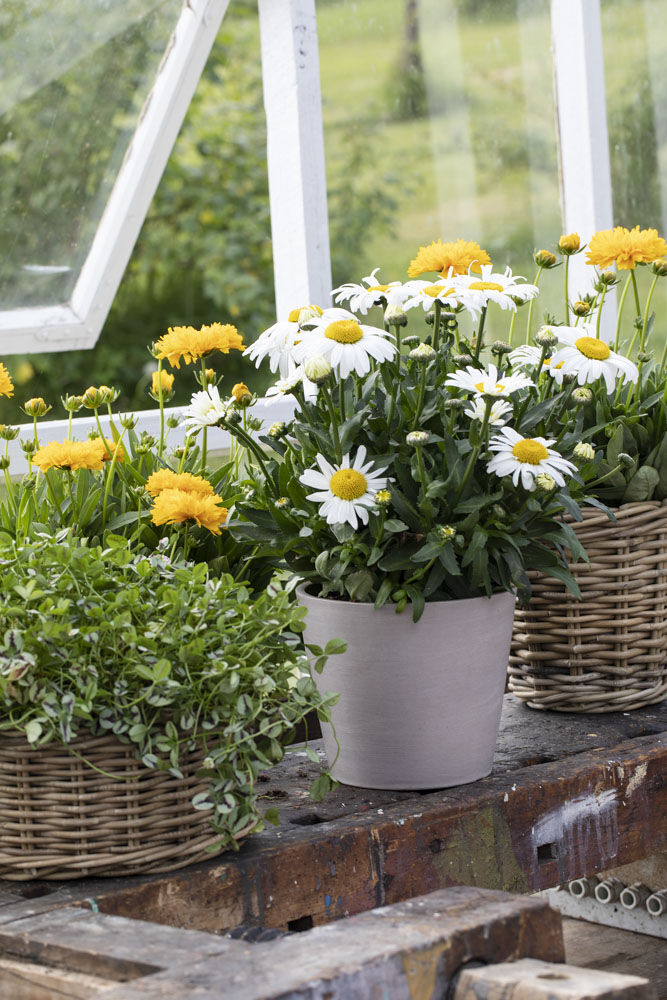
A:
[212,245,614,622]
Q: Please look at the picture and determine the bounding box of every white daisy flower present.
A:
[487,426,576,491]
[454,264,539,311]
[548,326,639,394]
[263,371,304,407]
[244,306,323,377]
[182,386,227,431]
[293,308,397,378]
[331,268,408,314]
[508,344,565,384]
[401,269,486,317]
[464,397,513,426]
[299,446,390,529]
[445,362,534,397]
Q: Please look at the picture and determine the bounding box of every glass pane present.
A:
[0,0,182,310]
[601,0,667,328]
[317,0,561,330]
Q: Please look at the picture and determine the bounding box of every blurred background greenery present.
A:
[1,0,665,423]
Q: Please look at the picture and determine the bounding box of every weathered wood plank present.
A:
[0,955,116,1000]
[454,958,653,1000]
[59,733,664,933]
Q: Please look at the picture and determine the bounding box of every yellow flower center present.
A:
[325,320,363,344]
[424,285,455,298]
[288,308,302,323]
[329,468,368,500]
[574,336,611,360]
[468,281,505,292]
[512,439,549,464]
[367,284,390,293]
[475,381,505,393]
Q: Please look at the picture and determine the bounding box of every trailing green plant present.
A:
[0,530,341,848]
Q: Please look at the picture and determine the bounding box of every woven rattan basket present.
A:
[510,500,667,713]
[0,731,247,880]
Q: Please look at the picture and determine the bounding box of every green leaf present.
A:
[623,464,659,502]
[264,807,280,826]
[345,570,374,602]
[25,720,43,744]
[374,578,394,610]
[383,518,408,533]
[606,424,625,468]
[324,637,347,656]
[309,773,332,802]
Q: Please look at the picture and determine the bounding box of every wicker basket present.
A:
[0,731,248,880]
[510,500,667,713]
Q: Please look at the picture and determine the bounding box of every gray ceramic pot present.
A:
[297,586,515,790]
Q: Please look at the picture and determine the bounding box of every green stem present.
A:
[564,256,570,323]
[321,385,343,463]
[524,264,544,343]
[157,360,165,459]
[223,419,277,493]
[411,366,428,429]
[639,272,659,352]
[613,273,634,351]
[432,300,442,352]
[101,428,128,528]
[473,308,487,363]
[595,284,607,340]
[631,270,641,318]
[43,470,65,520]
[200,359,208,471]
[454,398,493,501]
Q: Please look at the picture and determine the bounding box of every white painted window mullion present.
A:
[258,0,332,320]
[550,0,616,337]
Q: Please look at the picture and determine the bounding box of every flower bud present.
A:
[274,496,290,509]
[62,394,84,413]
[166,414,180,428]
[535,326,558,349]
[572,386,593,405]
[20,438,37,456]
[572,300,590,316]
[535,472,556,493]
[0,456,10,470]
[618,452,635,469]
[535,249,557,268]
[384,303,408,327]
[98,385,118,404]
[151,370,174,398]
[204,368,216,385]
[403,335,421,346]
[573,442,595,462]
[120,413,138,430]
[437,524,456,542]
[406,430,430,446]
[23,397,50,417]
[374,489,391,506]
[409,343,436,362]
[21,472,37,491]
[452,353,474,367]
[443,397,465,410]
[82,386,105,409]
[226,409,242,425]
[637,351,652,364]
[651,257,667,277]
[303,356,333,385]
[268,421,286,439]
[491,340,512,356]
[558,232,580,254]
[0,424,20,440]
[599,270,618,286]
[172,446,186,460]
[232,382,253,405]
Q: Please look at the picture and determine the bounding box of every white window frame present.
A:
[0,0,231,356]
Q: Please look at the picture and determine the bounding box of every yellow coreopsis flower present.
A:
[232,382,252,404]
[144,469,214,498]
[152,370,175,395]
[94,438,126,463]
[154,323,245,368]
[586,226,667,270]
[32,440,106,472]
[558,233,580,253]
[407,239,491,278]
[0,363,14,398]
[150,488,228,534]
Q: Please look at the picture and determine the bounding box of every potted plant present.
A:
[502,228,667,712]
[193,240,597,789]
[0,529,338,879]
